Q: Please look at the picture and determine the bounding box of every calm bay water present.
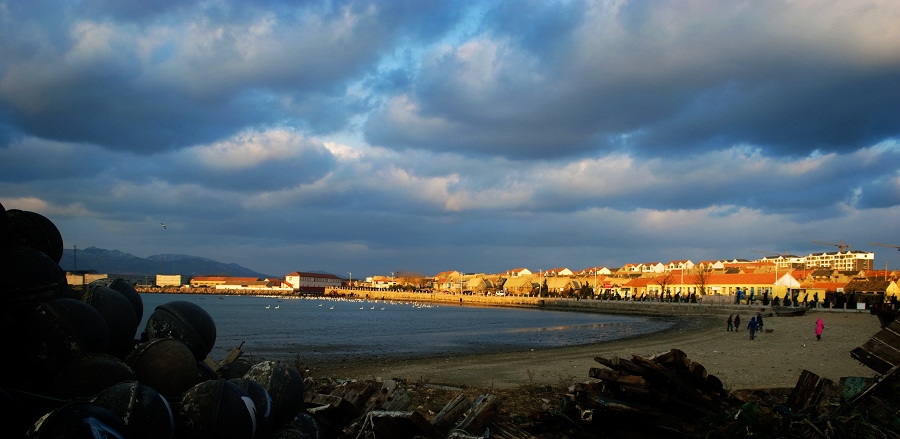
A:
[137,294,674,363]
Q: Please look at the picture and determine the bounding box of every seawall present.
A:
[328,289,847,317]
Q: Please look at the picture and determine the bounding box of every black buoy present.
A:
[81,286,139,357]
[125,338,198,399]
[282,412,323,439]
[26,401,127,438]
[52,354,136,400]
[244,361,304,428]
[177,379,257,439]
[0,201,10,244]
[87,277,144,322]
[24,298,111,376]
[229,377,274,438]
[4,209,64,263]
[145,301,216,362]
[92,381,175,439]
[217,358,253,380]
[0,245,68,318]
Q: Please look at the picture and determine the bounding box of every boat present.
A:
[772,306,807,317]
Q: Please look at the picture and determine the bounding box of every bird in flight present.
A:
[161,223,166,230]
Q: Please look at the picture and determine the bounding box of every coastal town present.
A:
[66,247,900,309]
[6,203,900,438]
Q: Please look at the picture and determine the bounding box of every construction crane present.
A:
[869,242,900,252]
[811,239,850,252]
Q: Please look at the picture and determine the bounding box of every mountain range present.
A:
[58,246,274,279]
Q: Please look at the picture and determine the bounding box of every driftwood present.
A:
[455,394,500,435]
[298,377,504,439]
[851,320,900,373]
[431,394,471,434]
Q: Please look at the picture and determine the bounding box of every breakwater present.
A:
[135,286,866,317]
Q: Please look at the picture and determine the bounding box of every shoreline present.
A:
[300,312,882,390]
[137,291,884,391]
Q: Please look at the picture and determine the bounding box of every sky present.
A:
[1,0,899,278]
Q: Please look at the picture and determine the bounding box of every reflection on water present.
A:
[137,294,674,362]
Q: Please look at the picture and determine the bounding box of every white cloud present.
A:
[186,129,326,169]
[1,197,92,217]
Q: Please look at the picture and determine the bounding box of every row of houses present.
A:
[433,267,900,302]
[65,250,891,299]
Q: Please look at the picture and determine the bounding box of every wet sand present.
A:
[304,312,882,390]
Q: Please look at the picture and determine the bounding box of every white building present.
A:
[284,271,343,293]
[805,251,874,271]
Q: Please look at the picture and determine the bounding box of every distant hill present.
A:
[59,246,273,278]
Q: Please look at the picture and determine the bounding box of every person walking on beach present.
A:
[748,316,758,340]
[727,315,734,332]
[734,315,741,332]
[815,318,824,341]
[756,313,764,332]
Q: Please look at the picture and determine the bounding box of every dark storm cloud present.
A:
[365,0,900,159]
[0,0,458,154]
[3,0,900,277]
[856,175,900,209]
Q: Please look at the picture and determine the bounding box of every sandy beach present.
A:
[306,311,882,391]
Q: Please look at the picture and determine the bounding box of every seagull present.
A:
[160,223,166,230]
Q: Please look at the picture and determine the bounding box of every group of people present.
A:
[727,314,826,341]
[727,313,764,340]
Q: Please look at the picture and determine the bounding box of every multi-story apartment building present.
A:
[805,251,874,271]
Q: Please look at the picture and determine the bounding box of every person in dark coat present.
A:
[748,316,758,340]
[756,313,764,332]
[734,315,741,331]
[727,315,734,332]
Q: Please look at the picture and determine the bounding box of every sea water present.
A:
[137,294,674,362]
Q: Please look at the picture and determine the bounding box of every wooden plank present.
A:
[593,356,620,368]
[456,394,500,435]
[688,361,708,381]
[871,327,900,353]
[786,370,820,410]
[368,410,442,438]
[220,346,243,366]
[346,382,376,410]
[431,394,471,434]
[651,349,691,371]
[630,355,719,413]
[382,390,411,411]
[489,420,538,439]
[808,377,834,415]
[202,356,219,371]
[852,321,900,373]
[851,344,900,374]
[588,367,650,394]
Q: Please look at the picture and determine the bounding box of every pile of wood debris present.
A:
[300,321,900,438]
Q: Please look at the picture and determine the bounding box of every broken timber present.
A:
[850,319,900,373]
[587,349,740,419]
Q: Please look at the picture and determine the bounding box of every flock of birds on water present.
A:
[252,295,439,311]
